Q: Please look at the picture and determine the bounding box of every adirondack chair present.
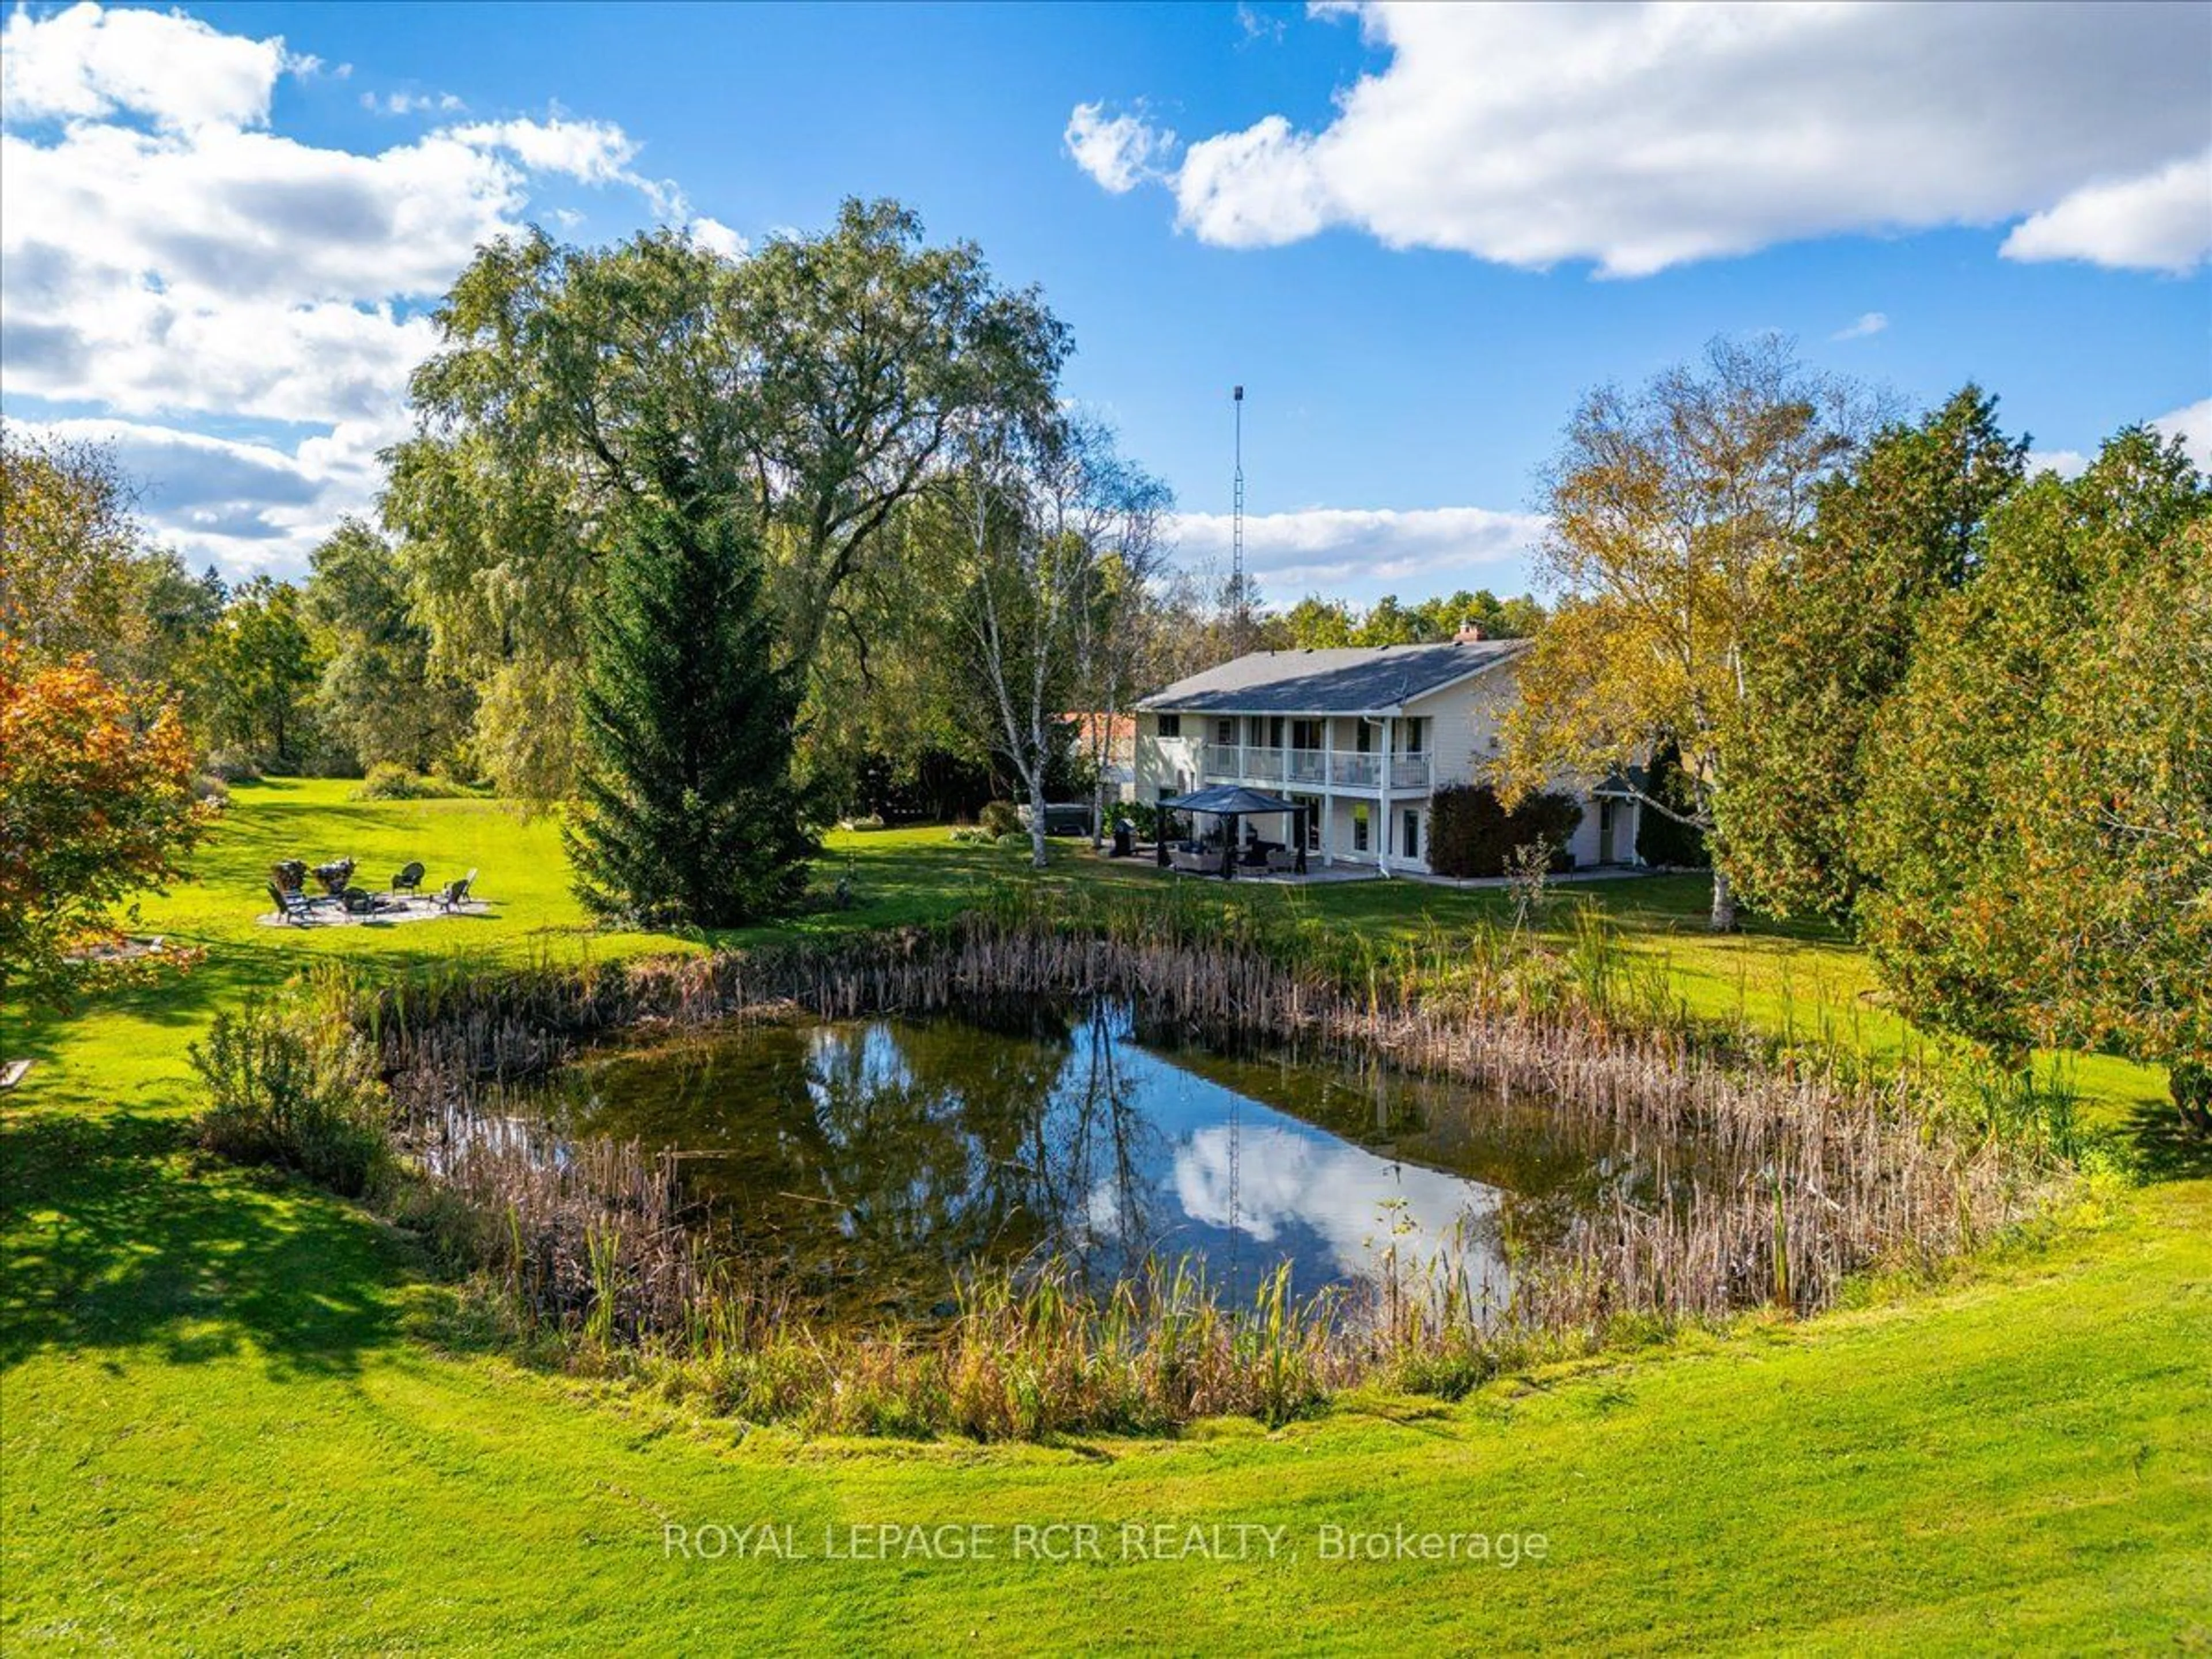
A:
[266,881,316,926]
[389,861,426,897]
[435,868,479,911]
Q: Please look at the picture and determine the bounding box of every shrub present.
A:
[1115,800,1160,839]
[979,800,1022,838]
[191,772,230,806]
[191,990,392,1197]
[994,831,1031,849]
[837,813,888,832]
[353,762,466,801]
[1429,785,1583,877]
[202,748,262,783]
[1635,743,1710,868]
[948,826,994,844]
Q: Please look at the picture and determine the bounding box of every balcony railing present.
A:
[1330,751,1380,789]
[1196,745,1429,791]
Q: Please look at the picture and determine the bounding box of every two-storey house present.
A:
[1132,634,1638,876]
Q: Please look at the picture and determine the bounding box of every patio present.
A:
[1128,854,1380,886]
[1153,783,1320,881]
[260,858,484,928]
[253,893,491,929]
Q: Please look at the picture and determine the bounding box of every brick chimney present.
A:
[1456,622,1486,644]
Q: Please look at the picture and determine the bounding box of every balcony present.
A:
[1196,745,1429,792]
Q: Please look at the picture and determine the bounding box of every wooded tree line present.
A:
[1271,589,1546,648]
[1499,338,2209,1118]
[0,431,471,780]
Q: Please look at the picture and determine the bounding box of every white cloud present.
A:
[363,89,466,116]
[2002,151,2212,274]
[1,119,524,422]
[0,0,296,131]
[2023,397,2209,482]
[1235,4,1289,47]
[1831,311,1888,342]
[1171,504,1546,603]
[1074,2,2212,276]
[0,4,702,577]
[3,413,389,574]
[685,215,747,259]
[1164,1124,1498,1295]
[2152,399,2212,471]
[1064,100,1176,195]
[444,113,634,184]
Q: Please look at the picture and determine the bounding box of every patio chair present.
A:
[435,868,479,911]
[271,859,308,893]
[341,886,381,916]
[389,861,426,897]
[1265,847,1301,874]
[266,881,316,926]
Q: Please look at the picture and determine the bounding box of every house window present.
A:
[1351,803,1370,853]
[1403,809,1421,861]
[1291,719,1323,751]
[1293,796,1322,850]
[1215,717,1236,747]
[1157,714,1180,739]
[1355,721,1373,754]
[1247,716,1268,747]
[1401,718,1425,753]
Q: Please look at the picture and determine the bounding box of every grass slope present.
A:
[4,782,2206,1652]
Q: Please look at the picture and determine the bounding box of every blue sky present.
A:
[3,1,2207,603]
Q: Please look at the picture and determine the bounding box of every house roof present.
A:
[1160,784,1303,816]
[1137,639,1528,715]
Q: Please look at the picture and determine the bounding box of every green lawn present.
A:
[5,781,2207,1652]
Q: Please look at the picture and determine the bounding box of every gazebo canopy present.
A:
[1160,784,1302,816]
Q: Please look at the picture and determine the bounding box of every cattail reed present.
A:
[321,896,2066,1438]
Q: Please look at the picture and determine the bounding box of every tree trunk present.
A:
[1710,862,1740,933]
[2172,1061,2211,1137]
[1025,763,1050,870]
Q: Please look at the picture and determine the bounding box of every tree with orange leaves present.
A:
[1,645,212,1029]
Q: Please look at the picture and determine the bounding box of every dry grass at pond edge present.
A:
[198,900,2073,1440]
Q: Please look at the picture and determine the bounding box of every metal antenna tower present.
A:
[1231,385,1248,654]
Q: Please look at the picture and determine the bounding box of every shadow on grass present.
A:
[2122,1099,2212,1183]
[0,1104,410,1380]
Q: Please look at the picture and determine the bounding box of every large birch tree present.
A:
[1498,336,1868,930]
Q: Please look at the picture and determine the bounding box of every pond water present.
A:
[522,1002,1708,1319]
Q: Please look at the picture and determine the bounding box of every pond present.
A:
[519,1002,1718,1320]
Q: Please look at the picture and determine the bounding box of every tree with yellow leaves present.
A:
[1499,336,1868,930]
[1,647,211,1039]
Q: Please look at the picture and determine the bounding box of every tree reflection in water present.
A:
[534,1002,1729,1321]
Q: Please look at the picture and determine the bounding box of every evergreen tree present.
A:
[1855,427,2208,1067]
[1722,387,2025,923]
[565,461,816,927]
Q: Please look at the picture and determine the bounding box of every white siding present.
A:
[1138,650,1641,873]
[1134,713,1203,800]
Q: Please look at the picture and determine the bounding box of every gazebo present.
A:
[1156,785,1309,879]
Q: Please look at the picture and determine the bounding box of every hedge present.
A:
[1428,783,1583,877]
